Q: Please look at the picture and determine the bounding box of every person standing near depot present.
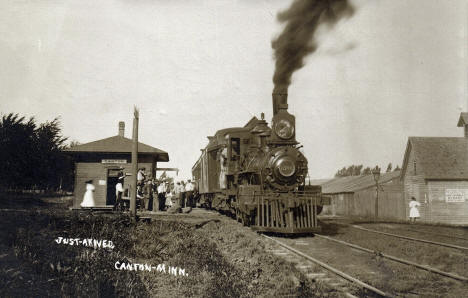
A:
[80,180,96,207]
[185,179,194,208]
[180,181,187,208]
[114,172,125,211]
[157,181,167,211]
[409,197,421,223]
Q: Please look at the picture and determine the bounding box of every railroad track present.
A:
[313,233,468,282]
[262,235,389,297]
[350,225,468,251]
[320,218,468,250]
[402,227,468,241]
[263,227,468,297]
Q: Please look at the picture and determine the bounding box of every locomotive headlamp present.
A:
[276,157,296,177]
[274,119,294,139]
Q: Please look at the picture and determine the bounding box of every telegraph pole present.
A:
[130,107,139,219]
[372,167,381,221]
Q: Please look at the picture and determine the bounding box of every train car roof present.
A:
[213,127,248,138]
[213,116,262,137]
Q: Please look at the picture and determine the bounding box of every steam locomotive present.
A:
[192,92,329,233]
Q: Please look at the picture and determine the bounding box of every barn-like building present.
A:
[401,112,468,225]
[312,171,403,219]
[64,122,169,208]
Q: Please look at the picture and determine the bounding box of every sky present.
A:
[0,0,467,180]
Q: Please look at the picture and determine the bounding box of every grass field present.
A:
[0,197,338,297]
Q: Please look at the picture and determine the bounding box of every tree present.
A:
[362,167,372,175]
[386,163,392,172]
[334,164,363,177]
[335,164,397,177]
[68,140,81,148]
[0,113,37,189]
[0,113,71,191]
[394,165,401,172]
[34,118,68,190]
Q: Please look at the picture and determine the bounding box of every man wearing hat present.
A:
[157,180,167,211]
[185,179,194,208]
[143,178,154,211]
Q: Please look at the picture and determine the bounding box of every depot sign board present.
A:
[445,189,468,203]
[101,159,127,164]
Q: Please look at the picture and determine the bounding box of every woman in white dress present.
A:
[409,197,421,223]
[80,180,96,207]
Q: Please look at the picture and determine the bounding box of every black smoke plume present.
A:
[272,0,354,93]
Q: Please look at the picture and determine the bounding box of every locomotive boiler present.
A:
[192,92,329,233]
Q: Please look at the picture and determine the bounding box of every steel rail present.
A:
[262,235,389,297]
[403,227,468,242]
[315,234,468,282]
[351,225,468,251]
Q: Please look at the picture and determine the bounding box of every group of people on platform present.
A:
[114,168,198,213]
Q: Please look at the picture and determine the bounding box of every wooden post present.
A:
[130,107,139,219]
[375,181,379,220]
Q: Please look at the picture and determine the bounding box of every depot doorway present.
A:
[106,168,121,206]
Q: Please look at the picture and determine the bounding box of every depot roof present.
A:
[64,135,169,162]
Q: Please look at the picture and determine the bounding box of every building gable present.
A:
[457,112,468,127]
[402,137,468,180]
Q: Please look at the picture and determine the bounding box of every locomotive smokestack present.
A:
[272,90,288,116]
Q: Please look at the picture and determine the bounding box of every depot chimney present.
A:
[118,121,125,137]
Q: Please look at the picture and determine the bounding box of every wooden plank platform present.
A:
[71,206,114,212]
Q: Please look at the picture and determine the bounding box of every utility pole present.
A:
[130,107,139,219]
[372,167,381,221]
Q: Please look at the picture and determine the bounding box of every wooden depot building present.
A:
[64,121,169,208]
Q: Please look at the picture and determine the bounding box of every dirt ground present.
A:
[0,196,339,297]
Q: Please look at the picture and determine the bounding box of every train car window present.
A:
[231,138,240,161]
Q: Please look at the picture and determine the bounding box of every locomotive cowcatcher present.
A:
[192,92,330,233]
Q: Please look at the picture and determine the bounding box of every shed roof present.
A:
[305,178,334,186]
[318,171,401,194]
[457,112,468,127]
[401,137,468,180]
[64,135,169,161]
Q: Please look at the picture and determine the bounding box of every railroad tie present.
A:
[295,241,308,245]
[306,272,327,279]
[316,277,333,282]
[295,264,312,270]
[329,282,346,287]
